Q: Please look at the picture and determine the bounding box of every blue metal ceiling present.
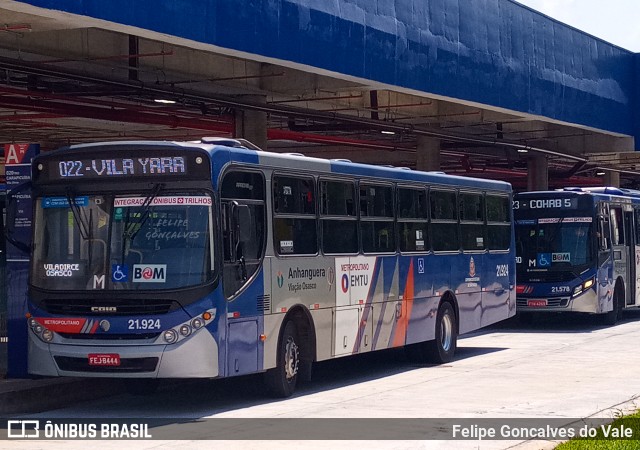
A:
[20,0,640,146]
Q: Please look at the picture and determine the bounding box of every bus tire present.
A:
[602,283,623,326]
[264,321,300,398]
[424,302,457,363]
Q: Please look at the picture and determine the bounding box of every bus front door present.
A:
[624,210,636,306]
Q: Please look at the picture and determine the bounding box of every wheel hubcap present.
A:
[284,336,299,381]
[440,313,453,352]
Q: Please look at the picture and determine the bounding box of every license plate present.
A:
[88,353,121,366]
[527,299,548,308]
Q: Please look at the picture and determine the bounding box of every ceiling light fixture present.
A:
[154,99,176,104]
[517,149,528,153]
[381,130,396,135]
[596,170,606,176]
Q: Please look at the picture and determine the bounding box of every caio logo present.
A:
[132,264,166,283]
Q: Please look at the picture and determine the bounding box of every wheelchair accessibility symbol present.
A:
[417,258,425,274]
[111,264,129,282]
[537,253,551,268]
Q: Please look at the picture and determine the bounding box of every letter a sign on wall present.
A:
[4,143,39,377]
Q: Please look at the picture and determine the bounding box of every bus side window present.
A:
[220,170,266,298]
[320,179,358,254]
[610,207,624,245]
[598,215,610,251]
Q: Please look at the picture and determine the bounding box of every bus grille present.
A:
[54,356,158,373]
[40,299,178,315]
[257,294,271,312]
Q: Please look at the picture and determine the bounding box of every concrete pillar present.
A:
[604,171,620,188]
[527,156,548,191]
[416,135,441,171]
[234,95,268,151]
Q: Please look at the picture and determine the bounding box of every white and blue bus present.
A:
[515,187,640,324]
[17,138,515,396]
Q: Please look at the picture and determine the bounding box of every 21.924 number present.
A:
[128,319,161,330]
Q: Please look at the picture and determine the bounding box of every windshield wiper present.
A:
[65,188,91,240]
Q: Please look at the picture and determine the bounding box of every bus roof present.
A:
[50,138,512,193]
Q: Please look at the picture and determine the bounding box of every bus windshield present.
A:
[515,220,594,271]
[32,193,213,291]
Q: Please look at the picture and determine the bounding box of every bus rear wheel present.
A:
[425,301,458,363]
[264,321,300,398]
[406,301,457,364]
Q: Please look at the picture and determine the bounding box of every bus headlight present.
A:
[158,309,215,345]
[573,277,595,298]
[28,318,38,329]
[41,329,54,342]
[34,324,43,334]
[163,329,178,344]
[179,324,192,337]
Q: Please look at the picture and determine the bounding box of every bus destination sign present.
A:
[49,156,187,180]
[514,198,577,210]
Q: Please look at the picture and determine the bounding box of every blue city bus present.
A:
[514,187,640,324]
[13,138,515,396]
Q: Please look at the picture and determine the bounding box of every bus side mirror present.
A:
[5,181,32,254]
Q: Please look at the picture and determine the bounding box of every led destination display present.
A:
[34,149,211,183]
[56,157,186,178]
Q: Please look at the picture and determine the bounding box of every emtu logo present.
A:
[276,271,284,288]
[341,274,349,293]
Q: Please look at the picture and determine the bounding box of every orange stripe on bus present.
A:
[392,261,415,347]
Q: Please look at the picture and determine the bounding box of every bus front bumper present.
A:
[28,327,219,378]
[517,289,598,314]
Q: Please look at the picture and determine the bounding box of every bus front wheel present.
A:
[264,320,300,398]
[602,283,623,326]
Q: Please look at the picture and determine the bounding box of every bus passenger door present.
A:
[624,209,635,306]
[611,206,631,306]
[632,209,640,305]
